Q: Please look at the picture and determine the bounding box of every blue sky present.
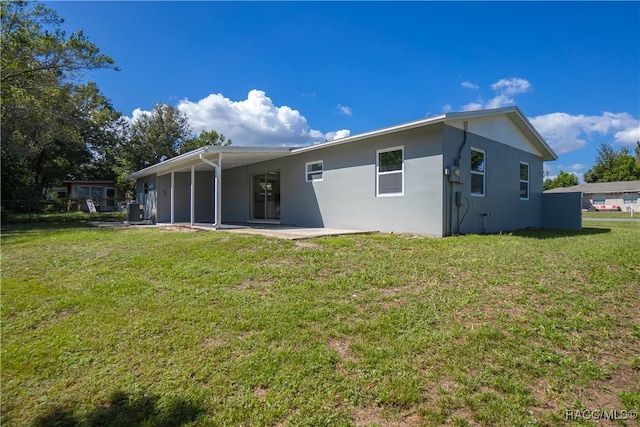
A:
[47,1,640,180]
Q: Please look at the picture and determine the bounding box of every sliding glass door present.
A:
[252,171,280,221]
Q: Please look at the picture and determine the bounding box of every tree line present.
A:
[1,1,229,204]
[1,1,638,204]
[544,143,640,190]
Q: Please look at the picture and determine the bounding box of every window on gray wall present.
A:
[377,146,404,196]
[305,160,323,182]
[470,148,485,196]
[520,162,529,200]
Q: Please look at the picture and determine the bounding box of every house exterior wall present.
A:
[542,193,582,230]
[584,192,639,211]
[221,125,445,236]
[442,125,545,235]
[157,174,171,223]
[194,171,215,223]
[221,166,251,223]
[135,175,157,221]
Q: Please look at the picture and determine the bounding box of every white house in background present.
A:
[545,180,640,212]
[60,180,120,212]
[128,106,582,236]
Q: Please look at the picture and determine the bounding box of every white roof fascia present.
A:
[291,114,448,155]
[292,106,556,161]
[126,146,292,179]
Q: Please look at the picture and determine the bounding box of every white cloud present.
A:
[566,163,586,172]
[336,104,352,116]
[441,104,453,113]
[461,101,485,112]
[162,89,349,146]
[461,81,479,90]
[324,129,351,141]
[530,111,640,155]
[461,77,532,111]
[490,78,532,95]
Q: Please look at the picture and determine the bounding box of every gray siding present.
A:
[173,172,191,222]
[194,171,215,223]
[542,193,582,230]
[157,174,171,223]
[220,125,445,236]
[222,166,251,223]
[135,175,157,221]
[443,125,545,235]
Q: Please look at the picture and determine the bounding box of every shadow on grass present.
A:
[509,227,611,239]
[35,391,204,427]
[0,220,95,237]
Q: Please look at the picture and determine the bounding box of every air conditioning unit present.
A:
[127,203,144,224]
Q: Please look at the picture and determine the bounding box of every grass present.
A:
[2,218,639,426]
[582,211,637,219]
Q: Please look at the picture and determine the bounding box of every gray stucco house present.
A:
[127,106,580,237]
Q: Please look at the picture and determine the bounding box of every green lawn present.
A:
[583,211,637,219]
[2,219,639,426]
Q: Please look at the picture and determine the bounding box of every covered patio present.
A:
[127,146,292,228]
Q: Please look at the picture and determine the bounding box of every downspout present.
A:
[199,153,220,229]
[449,121,468,236]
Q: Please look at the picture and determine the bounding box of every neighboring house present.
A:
[545,180,640,212]
[61,180,120,212]
[127,106,581,236]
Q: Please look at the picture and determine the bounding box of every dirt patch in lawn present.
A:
[352,405,419,427]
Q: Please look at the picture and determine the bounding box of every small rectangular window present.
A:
[520,162,529,200]
[623,194,638,204]
[77,186,103,198]
[305,161,323,182]
[377,147,404,196]
[592,195,606,204]
[470,148,485,196]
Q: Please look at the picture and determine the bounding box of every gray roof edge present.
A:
[127,107,557,178]
[544,180,640,194]
[292,106,557,161]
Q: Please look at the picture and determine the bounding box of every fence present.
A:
[2,197,131,215]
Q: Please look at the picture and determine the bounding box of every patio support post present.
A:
[199,152,221,229]
[190,165,195,225]
[170,171,175,224]
[215,153,222,229]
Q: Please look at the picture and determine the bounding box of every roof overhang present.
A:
[126,146,293,179]
[292,106,557,161]
[127,106,557,180]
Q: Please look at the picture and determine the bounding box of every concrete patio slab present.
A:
[89,221,377,239]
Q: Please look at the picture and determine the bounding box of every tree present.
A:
[543,171,579,191]
[583,143,640,183]
[1,0,121,201]
[119,103,192,173]
[178,129,231,154]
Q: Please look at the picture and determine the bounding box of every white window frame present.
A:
[305,160,323,182]
[623,193,638,204]
[519,161,529,200]
[470,147,486,197]
[376,146,404,197]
